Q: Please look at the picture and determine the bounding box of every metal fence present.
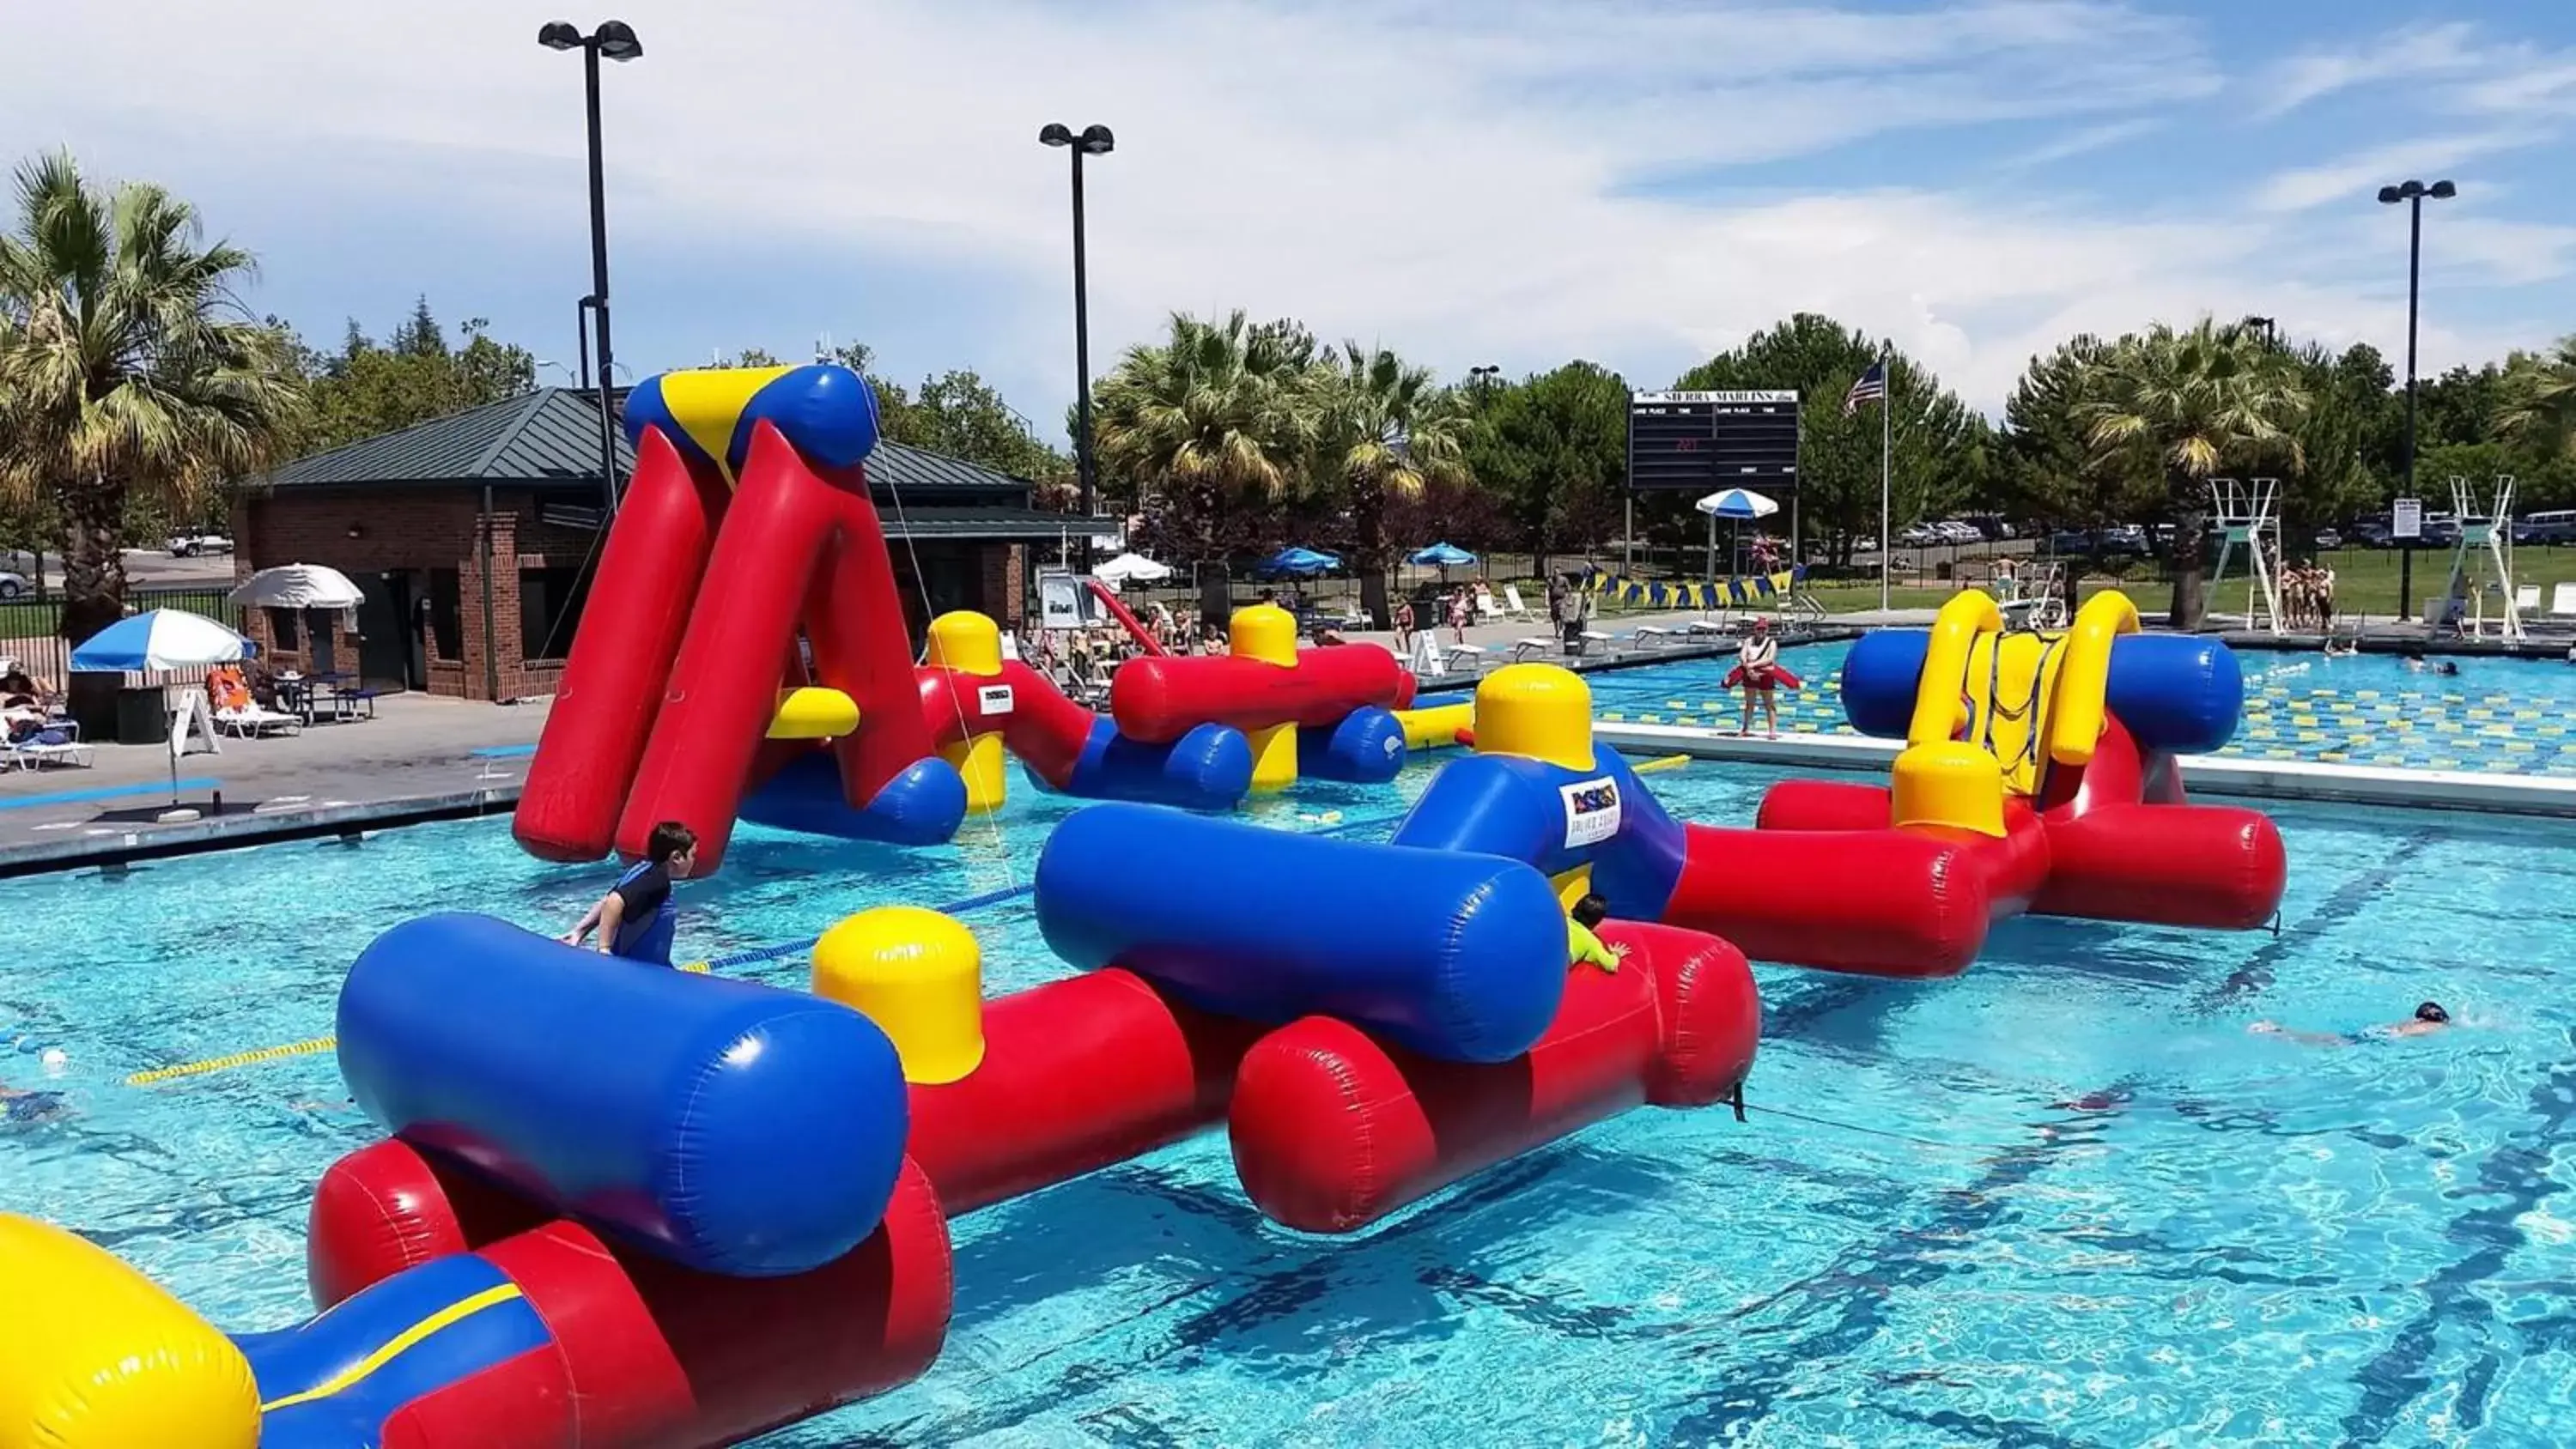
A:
[1,586,242,688]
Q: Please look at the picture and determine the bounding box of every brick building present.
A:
[234,388,1111,700]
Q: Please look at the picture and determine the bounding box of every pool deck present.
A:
[0,692,544,876]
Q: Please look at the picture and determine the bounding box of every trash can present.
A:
[114,685,169,745]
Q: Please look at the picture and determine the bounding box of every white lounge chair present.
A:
[216,702,302,737]
[4,722,91,770]
[1502,585,1538,622]
[2553,582,2576,618]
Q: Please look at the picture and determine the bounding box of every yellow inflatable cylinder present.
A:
[1228,604,1298,666]
[812,907,986,1085]
[926,611,1004,676]
[1908,591,2004,749]
[1891,741,2007,837]
[1473,664,1595,771]
[0,1213,260,1449]
[766,686,860,740]
[944,733,1008,815]
[2046,591,2140,766]
[1394,700,1473,750]
[1245,722,1300,792]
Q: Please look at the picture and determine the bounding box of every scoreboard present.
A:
[1627,390,1800,491]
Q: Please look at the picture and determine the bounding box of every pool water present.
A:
[6,763,2576,1446]
[1594,642,2576,775]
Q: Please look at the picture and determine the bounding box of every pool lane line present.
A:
[0,778,223,811]
[2191,829,2438,1013]
[125,1034,337,1087]
[468,744,538,758]
[125,808,1419,1087]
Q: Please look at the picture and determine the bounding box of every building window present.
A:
[427,568,464,660]
[519,566,592,663]
[265,606,301,650]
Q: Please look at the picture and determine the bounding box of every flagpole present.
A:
[1878,347,1893,613]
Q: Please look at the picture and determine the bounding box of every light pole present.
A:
[2242,314,2278,349]
[2379,178,2455,625]
[540,20,642,521]
[1041,122,1114,567]
[1468,363,1501,392]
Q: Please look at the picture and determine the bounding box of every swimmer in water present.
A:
[0,1082,67,1125]
[2252,1001,2451,1046]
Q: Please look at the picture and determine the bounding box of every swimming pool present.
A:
[1594,641,2576,776]
[5,766,2573,1446]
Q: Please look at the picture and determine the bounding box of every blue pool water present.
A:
[5,764,2575,1445]
[1594,642,2576,774]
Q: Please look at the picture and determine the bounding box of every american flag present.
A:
[1844,359,1887,415]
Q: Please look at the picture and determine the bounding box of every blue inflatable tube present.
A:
[1297,705,1407,783]
[1051,716,1254,811]
[738,751,968,846]
[338,912,909,1276]
[1035,803,1568,1062]
[1839,628,2245,755]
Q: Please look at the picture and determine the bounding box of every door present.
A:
[353,573,410,690]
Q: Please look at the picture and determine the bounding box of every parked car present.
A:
[2313,529,2342,550]
[1958,514,2017,541]
[0,570,24,600]
[1930,520,1982,545]
[2420,519,2463,547]
[2046,529,2094,555]
[1896,524,1942,548]
[2098,524,2151,557]
[166,533,233,557]
[2349,520,2392,548]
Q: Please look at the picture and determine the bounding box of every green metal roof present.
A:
[261,387,1038,496]
[890,506,1119,539]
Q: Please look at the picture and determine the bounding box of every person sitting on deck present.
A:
[561,821,699,964]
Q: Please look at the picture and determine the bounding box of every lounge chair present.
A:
[2518,585,2544,622]
[2553,583,2576,619]
[216,701,303,737]
[4,721,91,771]
[1501,586,1538,621]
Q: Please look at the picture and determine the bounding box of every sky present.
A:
[5,0,2574,428]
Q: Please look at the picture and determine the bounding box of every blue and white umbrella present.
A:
[1695,488,1779,588]
[1255,546,1341,579]
[1695,488,1779,521]
[70,609,258,673]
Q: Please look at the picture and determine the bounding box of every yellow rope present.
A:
[126,960,720,1085]
[1631,754,1693,775]
[125,1035,338,1086]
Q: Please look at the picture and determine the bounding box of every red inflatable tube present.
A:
[907,968,1265,1215]
[1109,646,1414,744]
[1228,923,1759,1234]
[363,1161,950,1449]
[1084,577,1168,657]
[914,659,1098,788]
[2033,801,2287,930]
[515,427,730,864]
[1667,822,1993,978]
[1755,778,1895,833]
[1722,664,1804,690]
[307,1138,550,1307]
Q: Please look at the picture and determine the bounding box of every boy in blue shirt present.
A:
[561,821,698,965]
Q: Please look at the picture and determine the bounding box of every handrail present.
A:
[2044,591,2140,765]
[1904,590,2003,749]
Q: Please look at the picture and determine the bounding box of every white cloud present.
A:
[0,0,2559,417]
[2252,22,2488,119]
[2250,132,2543,214]
[1999,118,2165,170]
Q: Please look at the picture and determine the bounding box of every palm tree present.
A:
[2494,336,2576,459]
[2078,318,2308,630]
[0,152,306,728]
[1091,310,1317,615]
[1316,343,1472,628]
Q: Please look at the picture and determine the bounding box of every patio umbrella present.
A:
[1091,552,1174,585]
[1254,546,1341,579]
[70,609,258,804]
[1696,488,1780,581]
[1407,542,1477,567]
[70,609,258,673]
[228,562,366,610]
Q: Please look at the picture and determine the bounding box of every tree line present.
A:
[9,146,2576,684]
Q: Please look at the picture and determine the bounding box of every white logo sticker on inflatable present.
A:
[978,683,1016,716]
[1558,776,1623,849]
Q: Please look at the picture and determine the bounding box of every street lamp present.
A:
[2378,177,2456,625]
[2242,315,2278,348]
[1041,121,1114,567]
[540,20,643,521]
